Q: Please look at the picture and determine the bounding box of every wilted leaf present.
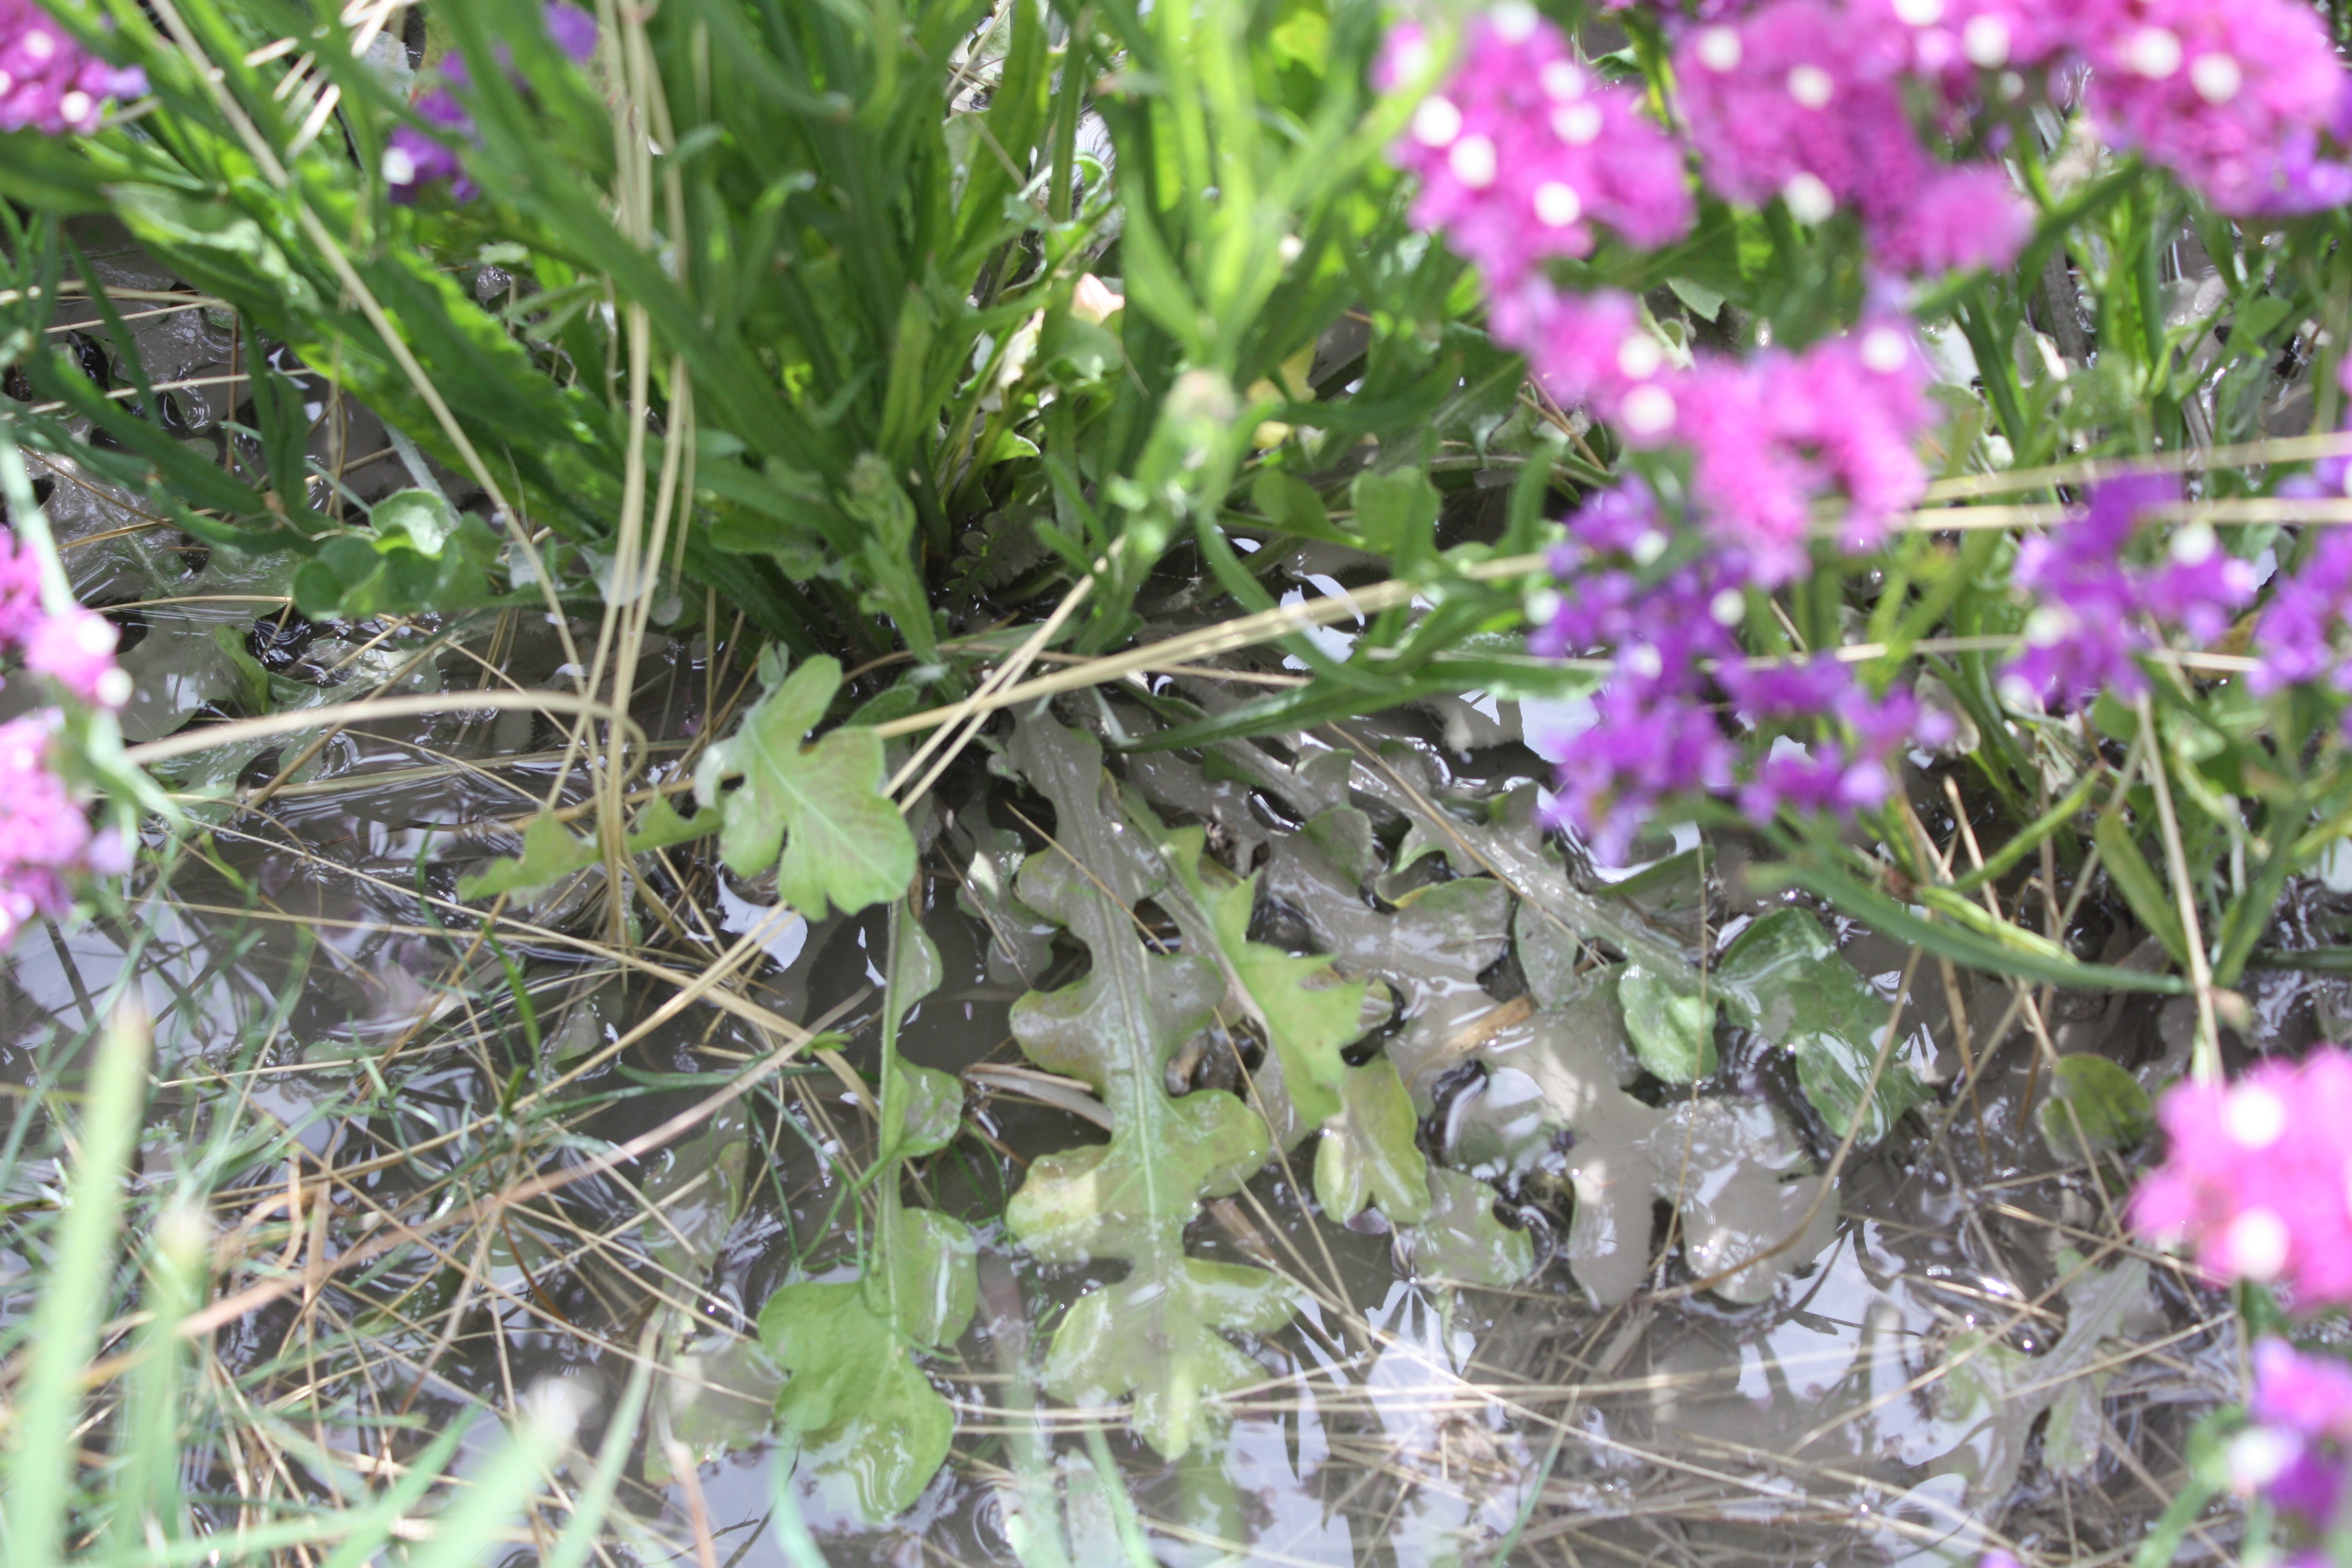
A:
[692,654,915,918]
[1713,909,1931,1145]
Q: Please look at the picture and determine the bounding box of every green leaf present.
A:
[1000,718,1293,1459]
[458,814,595,901]
[758,1280,953,1521]
[625,795,718,853]
[1152,822,1364,1127]
[2036,1054,2155,1156]
[1349,465,1439,564]
[1314,1060,1432,1225]
[865,1207,979,1353]
[291,490,504,620]
[692,655,916,918]
[1713,910,1931,1145]
[885,1063,965,1159]
[1618,963,1717,1082]
[1406,1166,1533,1288]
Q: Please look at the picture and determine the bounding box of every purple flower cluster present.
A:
[0,532,131,952]
[1530,482,1946,859]
[1,1,144,136]
[384,3,598,203]
[2233,1339,2352,1541]
[1381,8,1693,289]
[1496,283,1932,585]
[2131,1047,2352,1305]
[1999,475,2256,711]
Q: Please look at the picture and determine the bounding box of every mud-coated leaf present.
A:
[1314,1060,1432,1224]
[1714,910,1930,1145]
[692,655,914,917]
[1041,1259,1298,1460]
[1405,1165,1533,1287]
[1618,963,1717,1082]
[758,1280,953,1520]
[1150,820,1364,1127]
[2037,1054,2154,1156]
[1000,717,1293,1458]
[865,1206,979,1352]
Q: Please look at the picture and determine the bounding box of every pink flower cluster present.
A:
[1496,285,1932,584]
[1531,482,1948,859]
[1,1,145,136]
[1380,8,1692,288]
[1613,0,2352,220]
[2131,1047,2352,1305]
[1670,0,2032,274]
[1999,475,2257,711]
[0,530,130,951]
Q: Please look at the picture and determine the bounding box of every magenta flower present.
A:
[2082,0,2352,217]
[1382,8,1692,290]
[2132,1048,2352,1305]
[23,604,126,710]
[0,710,97,951]
[0,1,145,135]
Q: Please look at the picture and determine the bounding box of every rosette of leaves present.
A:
[1000,717,1298,1459]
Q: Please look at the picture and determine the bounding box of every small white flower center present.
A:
[2190,52,2243,105]
[1710,588,1747,625]
[1490,1,1539,44]
[1447,134,1499,190]
[1782,173,1836,225]
[1526,588,1564,625]
[1891,0,1943,25]
[1621,385,1678,437]
[1631,530,1670,565]
[1411,95,1463,148]
[2023,604,2076,647]
[2127,26,2183,79]
[1787,64,1835,109]
[2224,1082,2288,1147]
[2223,1207,2291,1282]
[1623,643,1665,681]
[1541,60,1586,101]
[383,146,419,185]
[23,30,55,62]
[1861,327,1910,374]
[1534,182,1583,227]
[95,668,132,708]
[1962,15,2011,68]
[1696,26,1743,73]
[58,90,92,124]
[1616,334,1664,380]
[1552,102,1603,144]
[2227,1428,2301,1493]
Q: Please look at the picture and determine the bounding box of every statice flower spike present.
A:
[0,1,146,135]
[1381,6,1692,290]
[2131,1047,2352,1305]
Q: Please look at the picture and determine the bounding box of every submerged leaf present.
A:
[2037,1054,2154,1156]
[1713,909,1931,1145]
[1405,1165,1533,1287]
[999,717,1296,1458]
[692,655,915,917]
[1314,1060,1433,1225]
[1618,963,1717,1082]
[759,1280,953,1521]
